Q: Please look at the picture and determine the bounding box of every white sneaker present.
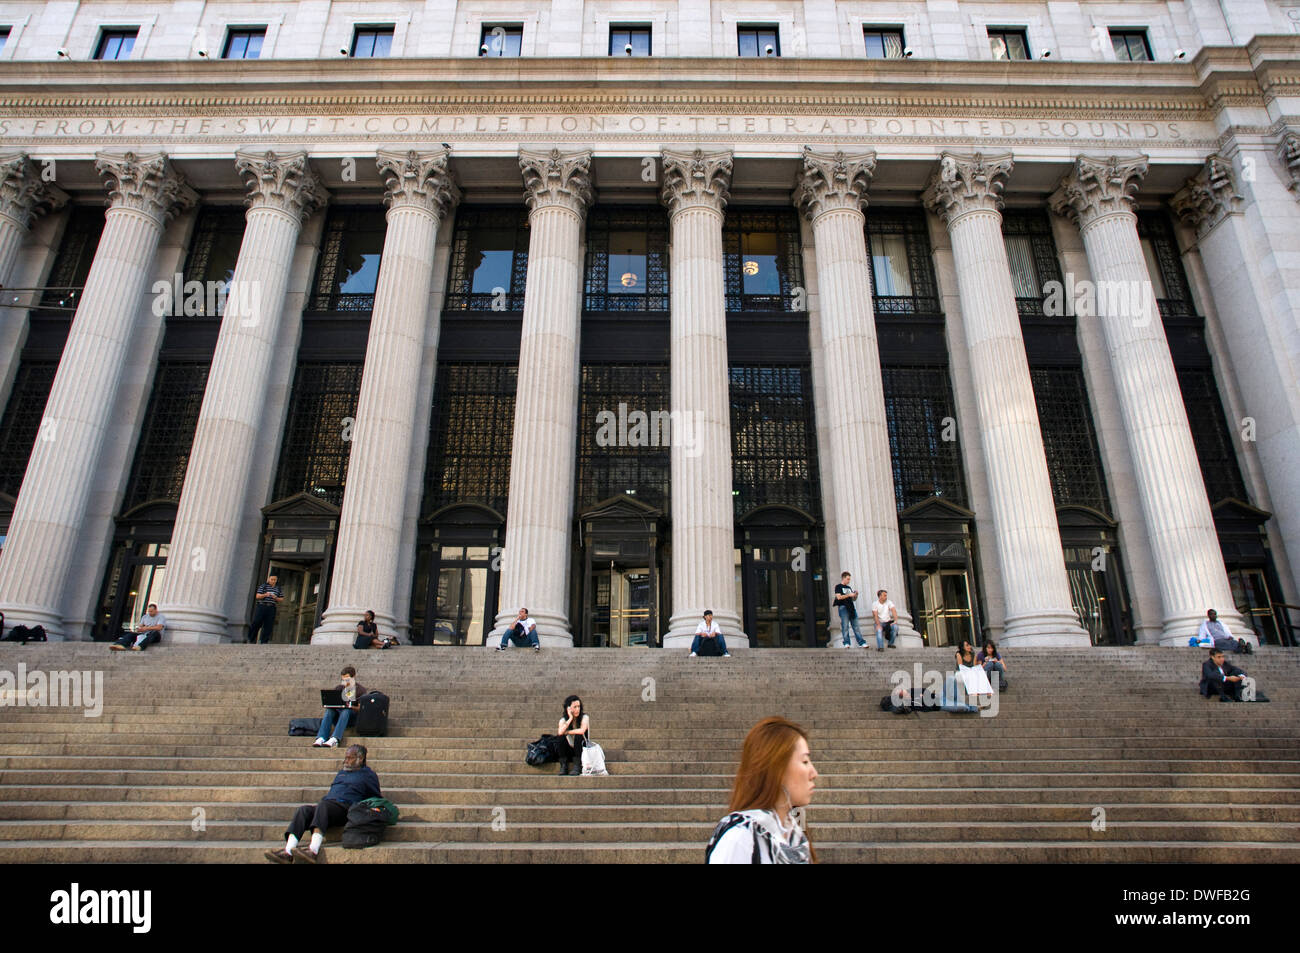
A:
[689,652,697,657]
[311,738,325,747]
[723,653,732,658]
[325,737,339,748]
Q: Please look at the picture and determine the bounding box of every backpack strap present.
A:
[705,812,755,864]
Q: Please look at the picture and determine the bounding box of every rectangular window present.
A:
[222,28,265,60]
[95,28,138,60]
[309,208,387,312]
[865,210,941,314]
[0,27,11,54]
[738,26,779,57]
[1110,29,1152,62]
[863,27,904,59]
[1000,211,1064,317]
[273,363,364,506]
[351,26,394,58]
[610,25,651,57]
[446,208,531,311]
[584,207,669,312]
[870,233,912,297]
[988,28,1030,60]
[480,24,522,57]
[723,210,803,312]
[39,206,105,313]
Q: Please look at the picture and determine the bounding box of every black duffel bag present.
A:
[288,717,321,736]
[342,800,389,849]
[526,734,557,766]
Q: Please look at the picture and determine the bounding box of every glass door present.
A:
[913,567,975,647]
[111,543,170,639]
[748,546,812,647]
[1062,545,1131,645]
[589,565,653,647]
[1229,568,1280,645]
[434,545,492,645]
[268,561,322,644]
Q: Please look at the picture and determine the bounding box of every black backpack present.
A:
[355,691,389,736]
[342,799,395,849]
[526,734,556,766]
[879,694,912,715]
[3,624,47,644]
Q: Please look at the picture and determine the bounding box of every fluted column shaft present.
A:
[315,151,458,643]
[661,149,744,646]
[0,152,193,637]
[795,149,918,644]
[492,149,594,645]
[925,153,1089,645]
[159,151,326,643]
[1054,155,1238,643]
[0,155,66,288]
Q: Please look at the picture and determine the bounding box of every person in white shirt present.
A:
[872,589,898,651]
[690,609,731,657]
[495,607,540,652]
[110,604,167,652]
[1196,609,1253,655]
[706,716,817,864]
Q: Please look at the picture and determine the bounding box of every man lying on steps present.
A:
[265,743,381,864]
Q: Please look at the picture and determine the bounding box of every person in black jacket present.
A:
[313,666,367,748]
[1199,649,1268,702]
[265,744,381,863]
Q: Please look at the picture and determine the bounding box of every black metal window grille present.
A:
[180,206,245,315]
[1028,366,1112,513]
[881,365,968,511]
[122,363,210,508]
[1137,212,1195,320]
[866,209,941,314]
[308,207,386,313]
[1001,211,1064,318]
[584,207,669,312]
[729,365,821,519]
[1175,366,1249,504]
[0,361,57,496]
[723,209,803,312]
[272,362,363,506]
[39,206,105,313]
[576,364,671,511]
[445,207,530,312]
[422,363,517,516]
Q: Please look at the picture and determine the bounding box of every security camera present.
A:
[903,47,914,58]
[197,48,208,57]
[480,43,490,55]
[339,47,348,55]
[56,48,69,58]
[1040,49,1052,59]
[1174,49,1187,59]
[624,43,633,55]
[764,43,774,56]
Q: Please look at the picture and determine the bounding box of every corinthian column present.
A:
[159,151,328,643]
[0,154,67,288]
[660,149,745,647]
[794,148,919,645]
[491,148,594,645]
[1052,155,1239,643]
[923,153,1089,645]
[315,150,459,643]
[0,152,195,637]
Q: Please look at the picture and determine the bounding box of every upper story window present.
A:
[863,27,905,59]
[1110,29,1152,62]
[480,24,522,57]
[309,207,387,313]
[610,25,651,57]
[865,210,940,314]
[1001,211,1063,318]
[39,206,105,313]
[95,28,138,60]
[351,26,394,58]
[1136,213,1195,320]
[723,210,803,312]
[223,28,265,60]
[0,27,11,54]
[446,208,530,311]
[738,25,779,58]
[988,27,1030,60]
[180,207,245,316]
[584,207,668,312]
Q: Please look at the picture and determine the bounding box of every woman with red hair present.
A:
[705,716,818,864]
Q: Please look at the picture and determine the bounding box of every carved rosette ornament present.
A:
[518,148,595,216]
[1170,155,1240,235]
[0,154,68,230]
[792,147,876,221]
[1049,154,1149,230]
[377,149,460,220]
[234,150,328,222]
[922,152,1014,224]
[1277,132,1300,199]
[95,151,197,225]
[660,149,732,216]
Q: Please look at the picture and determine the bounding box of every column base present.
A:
[314,607,399,645]
[162,607,231,645]
[0,604,67,641]
[999,610,1093,647]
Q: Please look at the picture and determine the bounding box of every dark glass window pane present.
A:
[446,208,530,311]
[96,30,137,60]
[1029,366,1111,513]
[423,364,517,515]
[864,29,904,58]
[468,229,517,294]
[480,25,522,56]
[40,207,105,312]
[1176,366,1249,504]
[584,207,668,312]
[882,366,967,511]
[610,28,650,56]
[577,364,671,511]
[353,27,394,58]
[723,209,803,312]
[729,365,821,519]
[310,208,387,312]
[182,207,245,315]
[122,363,210,508]
[1001,211,1064,318]
[865,210,940,314]
[273,363,364,505]
[741,231,782,296]
[224,29,265,59]
[0,362,57,496]
[738,28,777,57]
[607,231,648,295]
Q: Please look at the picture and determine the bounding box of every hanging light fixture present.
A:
[620,245,638,287]
[743,260,760,276]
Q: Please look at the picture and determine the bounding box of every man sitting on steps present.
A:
[690,610,731,658]
[1199,649,1270,703]
[109,604,166,652]
[265,743,381,864]
[495,607,540,652]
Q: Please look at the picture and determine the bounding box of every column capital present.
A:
[792,147,876,221]
[1049,154,1148,230]
[922,151,1013,225]
[660,148,732,216]
[377,148,460,221]
[1276,130,1300,199]
[1171,155,1240,235]
[235,150,328,223]
[0,154,68,230]
[519,148,595,216]
[95,151,197,226]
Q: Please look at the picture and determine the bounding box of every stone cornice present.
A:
[234,149,327,223]
[0,153,68,229]
[95,151,196,224]
[793,148,875,221]
[1170,155,1240,234]
[661,149,732,215]
[922,152,1013,225]
[518,148,594,216]
[377,148,459,220]
[1050,154,1149,229]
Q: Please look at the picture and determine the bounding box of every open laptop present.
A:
[320,689,347,709]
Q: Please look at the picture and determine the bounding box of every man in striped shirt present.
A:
[248,574,284,644]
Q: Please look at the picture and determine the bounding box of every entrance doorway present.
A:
[578,496,662,647]
[267,560,322,644]
[1059,507,1133,645]
[1213,499,1293,646]
[900,498,982,648]
[737,506,825,648]
[913,566,976,648]
[590,564,654,647]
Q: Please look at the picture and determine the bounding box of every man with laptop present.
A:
[313,665,367,748]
